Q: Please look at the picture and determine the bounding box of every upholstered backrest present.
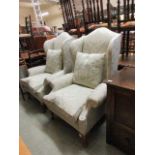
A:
[83,28,116,54]
[43,38,56,53]
[70,36,85,68]
[70,28,122,80]
[53,32,73,49]
[62,38,75,73]
[83,28,122,80]
[44,32,75,73]
[43,32,73,53]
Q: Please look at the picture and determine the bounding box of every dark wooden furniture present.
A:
[20,49,46,68]
[60,0,78,35]
[19,16,34,51]
[116,0,135,56]
[19,33,33,51]
[106,67,135,155]
[118,53,135,69]
[81,0,114,34]
[60,0,135,56]
[19,63,28,100]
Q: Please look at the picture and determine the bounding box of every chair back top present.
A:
[44,32,75,73]
[43,32,73,53]
[83,27,119,53]
[70,28,122,80]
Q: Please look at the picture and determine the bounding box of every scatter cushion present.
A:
[45,49,62,74]
[73,52,105,89]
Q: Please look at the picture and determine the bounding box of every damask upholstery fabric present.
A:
[62,38,75,73]
[83,28,115,54]
[20,71,65,95]
[28,65,46,76]
[35,72,71,104]
[20,32,74,104]
[20,73,53,93]
[70,36,85,68]
[32,70,65,103]
[78,102,106,135]
[45,49,62,74]
[43,38,56,53]
[87,83,107,108]
[53,32,73,49]
[73,52,105,89]
[23,28,122,136]
[44,73,73,92]
[82,28,121,80]
[43,84,93,122]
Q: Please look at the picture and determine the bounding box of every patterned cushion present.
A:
[45,49,62,74]
[73,52,105,89]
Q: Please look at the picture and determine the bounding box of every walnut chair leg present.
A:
[51,112,55,120]
[79,133,88,147]
[41,104,47,113]
[23,92,30,100]
[20,85,25,100]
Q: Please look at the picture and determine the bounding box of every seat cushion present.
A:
[44,84,93,122]
[20,71,64,94]
[73,52,105,89]
[45,49,62,74]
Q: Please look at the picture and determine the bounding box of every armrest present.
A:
[79,83,107,122]
[44,73,73,92]
[28,65,46,76]
[87,83,107,108]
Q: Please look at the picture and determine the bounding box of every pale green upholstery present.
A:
[43,28,122,135]
[20,32,74,104]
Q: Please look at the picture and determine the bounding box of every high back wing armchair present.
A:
[43,28,122,144]
[70,27,122,79]
[20,32,74,104]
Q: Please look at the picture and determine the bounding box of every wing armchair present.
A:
[20,32,74,104]
[43,28,122,145]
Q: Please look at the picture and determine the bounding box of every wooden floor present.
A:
[19,137,31,155]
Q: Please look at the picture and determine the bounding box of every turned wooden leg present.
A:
[79,133,88,147]
[22,92,29,101]
[19,84,25,100]
[41,104,47,113]
[51,112,55,120]
[27,93,31,100]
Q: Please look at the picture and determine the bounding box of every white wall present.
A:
[40,4,64,28]
[19,3,36,26]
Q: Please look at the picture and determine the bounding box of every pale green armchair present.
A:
[20,32,74,104]
[43,28,122,145]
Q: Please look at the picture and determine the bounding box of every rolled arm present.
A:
[78,83,107,124]
[44,73,73,92]
[78,83,107,135]
[28,65,46,76]
[87,83,107,108]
